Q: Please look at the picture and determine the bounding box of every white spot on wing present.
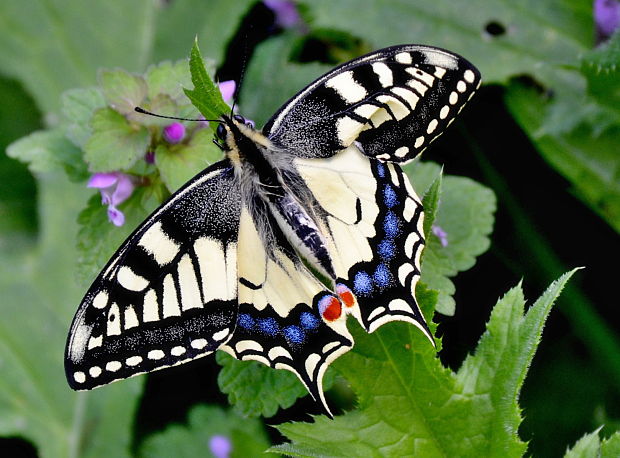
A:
[427,119,438,134]
[148,349,165,360]
[449,91,458,105]
[391,87,419,109]
[162,274,181,318]
[434,67,447,78]
[398,263,415,285]
[194,237,236,302]
[178,254,202,311]
[322,341,340,354]
[395,52,412,64]
[305,353,321,380]
[107,303,121,336]
[403,198,417,222]
[235,340,263,354]
[106,361,121,372]
[372,62,393,87]
[268,346,293,360]
[171,346,186,356]
[367,306,386,322]
[457,80,467,93]
[92,291,108,309]
[139,221,179,266]
[89,366,101,378]
[126,356,142,366]
[88,335,102,350]
[406,67,435,86]
[325,71,367,103]
[389,298,412,312]
[212,328,230,341]
[406,79,428,96]
[74,372,86,383]
[354,104,378,119]
[335,116,364,146]
[395,146,409,158]
[143,289,159,322]
[440,105,450,119]
[124,305,139,329]
[117,266,148,292]
[414,136,425,148]
[464,69,476,83]
[191,338,208,350]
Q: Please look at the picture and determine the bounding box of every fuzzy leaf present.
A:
[84,108,151,172]
[216,352,308,418]
[421,167,443,242]
[99,69,148,116]
[156,128,223,193]
[146,59,195,103]
[564,429,603,458]
[139,404,274,458]
[0,173,143,457]
[406,162,496,315]
[61,87,107,148]
[273,271,577,457]
[581,32,620,122]
[6,127,88,181]
[184,40,230,122]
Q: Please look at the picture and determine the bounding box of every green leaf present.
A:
[581,32,620,123]
[406,162,496,315]
[564,429,602,458]
[602,432,620,458]
[0,172,143,457]
[139,404,274,458]
[216,352,308,418]
[421,167,443,242]
[155,128,223,193]
[61,87,107,149]
[0,0,157,113]
[76,186,159,287]
[7,127,88,181]
[146,59,195,103]
[99,68,148,116]
[505,79,620,234]
[184,40,230,122]
[272,271,577,457]
[84,107,151,172]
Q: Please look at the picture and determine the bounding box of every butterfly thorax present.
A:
[223,116,337,285]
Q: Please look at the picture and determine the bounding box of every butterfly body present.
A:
[66,45,480,416]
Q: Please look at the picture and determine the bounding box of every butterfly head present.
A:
[217,114,273,164]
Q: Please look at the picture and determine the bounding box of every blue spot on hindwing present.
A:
[353,271,373,296]
[300,312,320,330]
[258,317,279,336]
[283,325,305,345]
[383,185,398,208]
[376,162,386,178]
[373,263,392,288]
[383,211,400,238]
[238,314,255,330]
[378,239,396,260]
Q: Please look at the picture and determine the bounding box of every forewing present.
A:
[221,206,353,416]
[65,160,241,389]
[264,44,480,163]
[294,145,432,340]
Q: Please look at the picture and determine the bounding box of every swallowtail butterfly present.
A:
[65,44,480,416]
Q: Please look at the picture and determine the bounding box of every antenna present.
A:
[134,107,221,123]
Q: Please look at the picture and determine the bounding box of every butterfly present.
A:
[65,44,480,416]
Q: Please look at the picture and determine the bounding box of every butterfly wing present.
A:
[264,44,480,163]
[220,205,353,416]
[65,160,241,389]
[293,145,431,339]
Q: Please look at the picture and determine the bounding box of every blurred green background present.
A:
[0,0,618,457]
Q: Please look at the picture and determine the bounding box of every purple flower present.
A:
[209,435,232,458]
[264,0,303,29]
[432,225,449,247]
[595,0,620,42]
[88,172,135,226]
[163,122,186,144]
[144,151,155,164]
[218,80,236,103]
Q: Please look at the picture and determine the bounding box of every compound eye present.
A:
[233,114,246,124]
[216,123,227,141]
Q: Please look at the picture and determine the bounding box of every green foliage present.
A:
[564,429,620,458]
[139,405,275,458]
[273,271,577,457]
[408,162,496,315]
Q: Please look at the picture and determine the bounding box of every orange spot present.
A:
[339,290,355,308]
[322,297,342,321]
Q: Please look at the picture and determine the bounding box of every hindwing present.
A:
[65,161,241,388]
[294,145,431,339]
[264,44,481,163]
